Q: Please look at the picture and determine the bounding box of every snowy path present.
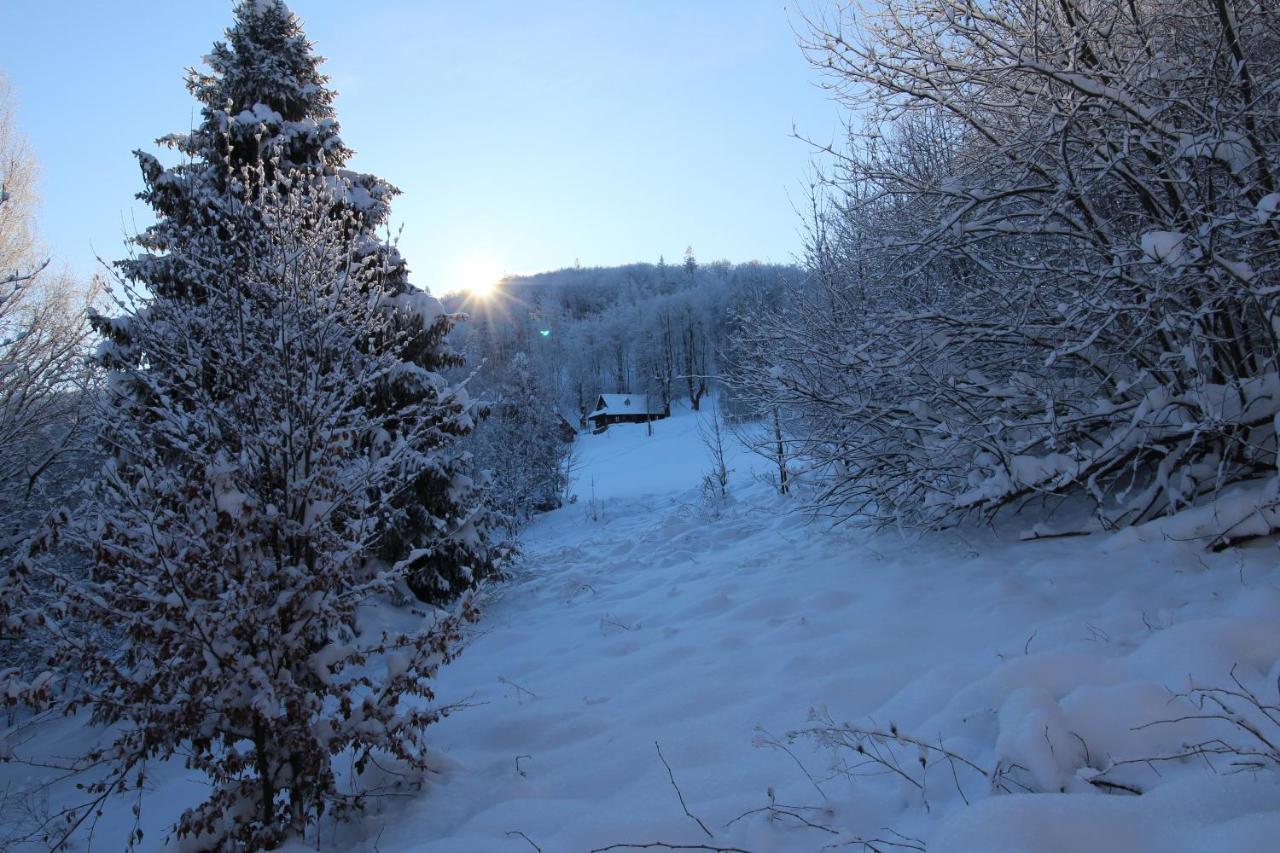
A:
[334,409,1280,852]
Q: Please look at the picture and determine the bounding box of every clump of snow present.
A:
[995,687,1082,792]
[1140,230,1201,266]
[1177,130,1254,175]
[1220,257,1256,281]
[1257,193,1280,223]
[234,102,284,127]
[384,288,444,328]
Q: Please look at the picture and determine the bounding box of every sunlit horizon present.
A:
[448,253,505,300]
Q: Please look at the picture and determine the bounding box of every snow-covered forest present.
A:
[1,1,1278,851]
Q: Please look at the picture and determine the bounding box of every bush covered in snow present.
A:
[731,0,1280,537]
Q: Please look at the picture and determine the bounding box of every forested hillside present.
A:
[447,257,800,421]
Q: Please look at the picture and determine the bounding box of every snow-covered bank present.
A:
[331,406,1280,851]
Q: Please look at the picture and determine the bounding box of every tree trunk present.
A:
[773,408,788,495]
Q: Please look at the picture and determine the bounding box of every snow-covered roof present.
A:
[587,394,664,419]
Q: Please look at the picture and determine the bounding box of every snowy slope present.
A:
[325,405,1280,852]
[6,404,1279,851]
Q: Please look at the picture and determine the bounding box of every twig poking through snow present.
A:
[504,824,545,845]
[753,726,829,799]
[498,675,540,703]
[655,741,714,839]
[506,830,543,851]
[819,827,927,851]
[723,792,838,835]
[600,613,640,633]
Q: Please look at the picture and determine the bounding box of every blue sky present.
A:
[3,1,840,294]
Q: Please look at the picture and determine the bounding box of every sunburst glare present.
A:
[458,254,504,299]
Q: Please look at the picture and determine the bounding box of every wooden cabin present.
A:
[556,413,579,442]
[585,393,669,433]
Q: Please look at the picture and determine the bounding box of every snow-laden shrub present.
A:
[733,0,1280,533]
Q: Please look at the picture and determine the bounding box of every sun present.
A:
[458,254,504,299]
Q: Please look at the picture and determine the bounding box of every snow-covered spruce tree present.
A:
[736,0,1280,533]
[9,175,477,849]
[113,0,499,601]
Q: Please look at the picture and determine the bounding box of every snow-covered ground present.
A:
[332,404,1280,852]
[6,403,1280,851]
